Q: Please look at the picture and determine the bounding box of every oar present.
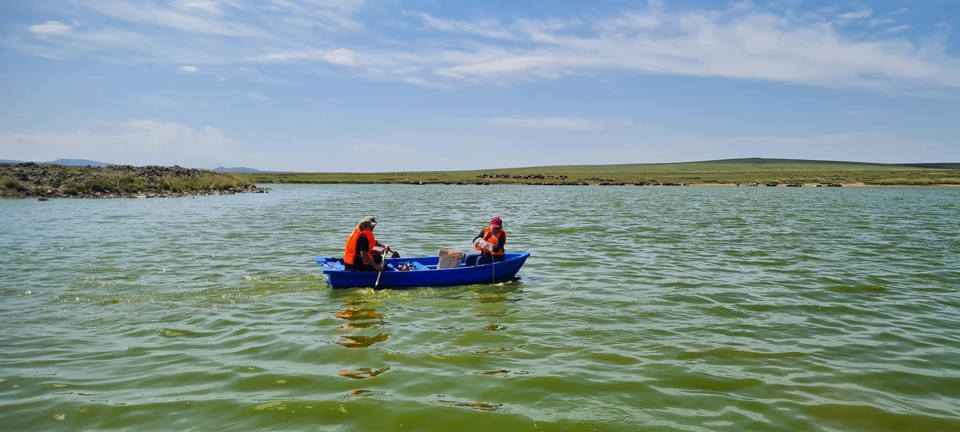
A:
[374,246,391,289]
[491,255,495,285]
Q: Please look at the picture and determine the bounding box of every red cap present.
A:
[491,216,503,228]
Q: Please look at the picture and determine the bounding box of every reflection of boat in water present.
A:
[333,304,388,348]
[316,252,530,289]
[335,333,388,348]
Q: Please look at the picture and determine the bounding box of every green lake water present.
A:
[1,184,959,431]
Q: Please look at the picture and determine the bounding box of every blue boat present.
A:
[316,252,530,289]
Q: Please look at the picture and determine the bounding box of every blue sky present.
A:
[1,0,958,171]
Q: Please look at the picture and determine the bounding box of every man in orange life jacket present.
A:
[469,216,506,266]
[343,216,399,271]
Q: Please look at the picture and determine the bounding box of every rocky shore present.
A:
[1,163,268,199]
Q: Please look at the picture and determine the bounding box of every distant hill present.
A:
[46,159,112,167]
[214,166,261,173]
[905,163,960,169]
[3,160,265,171]
[0,159,112,167]
[693,158,960,170]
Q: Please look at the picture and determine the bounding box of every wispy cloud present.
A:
[9,2,960,91]
[413,6,959,88]
[29,20,72,37]
[836,8,873,24]
[76,0,262,37]
[246,91,268,101]
[247,48,355,66]
[178,65,199,72]
[886,25,910,34]
[260,0,367,31]
[415,13,513,40]
[488,116,603,131]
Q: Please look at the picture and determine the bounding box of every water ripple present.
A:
[2,185,959,430]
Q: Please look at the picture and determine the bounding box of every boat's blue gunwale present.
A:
[316,252,529,289]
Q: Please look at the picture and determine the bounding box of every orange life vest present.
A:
[474,226,505,255]
[344,226,376,265]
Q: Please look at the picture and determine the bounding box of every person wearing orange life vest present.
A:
[343,216,399,271]
[469,216,507,266]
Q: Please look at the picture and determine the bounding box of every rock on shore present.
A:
[0,163,268,199]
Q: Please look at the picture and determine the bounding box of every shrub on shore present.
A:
[162,173,253,193]
[0,163,263,198]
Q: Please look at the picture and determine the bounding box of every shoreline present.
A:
[9,182,960,199]
[250,181,960,188]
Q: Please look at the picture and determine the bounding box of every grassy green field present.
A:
[241,158,960,186]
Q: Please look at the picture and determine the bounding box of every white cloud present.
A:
[29,21,72,37]
[415,13,514,40]
[488,117,603,131]
[178,65,199,72]
[247,48,355,66]
[78,0,261,36]
[886,25,909,34]
[436,53,600,80]
[415,6,960,88]
[836,8,873,24]
[0,119,249,167]
[259,0,367,31]
[7,24,214,62]
[246,91,268,101]
[173,0,230,15]
[332,5,960,90]
[12,2,960,91]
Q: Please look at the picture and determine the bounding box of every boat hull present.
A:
[316,252,530,289]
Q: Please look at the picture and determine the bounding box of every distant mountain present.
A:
[46,159,112,167]
[0,159,112,166]
[214,166,260,173]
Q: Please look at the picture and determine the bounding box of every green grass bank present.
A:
[240,158,960,186]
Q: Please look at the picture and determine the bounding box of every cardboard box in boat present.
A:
[437,248,465,269]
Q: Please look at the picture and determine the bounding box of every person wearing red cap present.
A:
[470,216,507,265]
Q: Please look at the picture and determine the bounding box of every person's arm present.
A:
[473,229,490,252]
[491,232,506,253]
[359,251,381,270]
[374,243,399,258]
[357,236,383,271]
